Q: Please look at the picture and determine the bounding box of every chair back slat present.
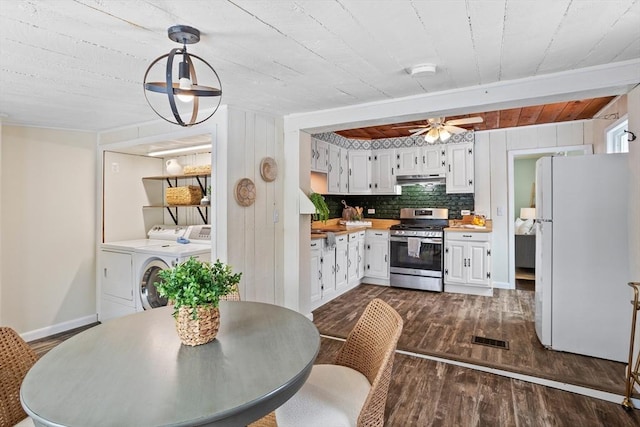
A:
[0,327,38,426]
[334,298,403,427]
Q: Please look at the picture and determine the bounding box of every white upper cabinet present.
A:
[326,145,350,194]
[348,150,371,194]
[313,138,475,195]
[421,146,447,175]
[371,149,399,194]
[311,138,329,172]
[327,144,342,194]
[445,142,474,194]
[395,147,420,175]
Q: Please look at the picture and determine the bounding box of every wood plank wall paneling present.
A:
[227,108,282,305]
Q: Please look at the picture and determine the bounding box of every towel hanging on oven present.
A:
[407,237,421,258]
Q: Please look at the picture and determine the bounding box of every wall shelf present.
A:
[142,174,210,225]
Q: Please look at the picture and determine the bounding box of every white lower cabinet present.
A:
[357,231,366,280]
[444,231,492,296]
[310,241,322,306]
[364,230,390,282]
[347,231,366,286]
[334,235,349,293]
[311,231,368,310]
[310,239,338,309]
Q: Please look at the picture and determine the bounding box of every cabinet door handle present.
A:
[414,157,418,165]
[449,164,451,172]
[384,254,388,262]
[464,259,467,267]
[319,270,322,280]
[104,268,107,277]
[422,155,425,164]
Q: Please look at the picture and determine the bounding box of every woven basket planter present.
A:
[166,185,202,205]
[175,305,220,346]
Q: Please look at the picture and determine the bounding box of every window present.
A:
[606,117,629,153]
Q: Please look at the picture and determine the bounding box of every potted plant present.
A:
[156,257,242,346]
[309,192,330,223]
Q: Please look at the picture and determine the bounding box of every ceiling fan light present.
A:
[425,128,439,143]
[439,129,451,142]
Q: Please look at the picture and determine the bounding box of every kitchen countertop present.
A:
[311,218,493,238]
[311,218,399,239]
[445,219,493,233]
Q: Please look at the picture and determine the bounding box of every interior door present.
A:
[534,157,552,347]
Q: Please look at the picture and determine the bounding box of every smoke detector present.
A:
[408,64,437,77]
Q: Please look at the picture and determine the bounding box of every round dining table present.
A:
[21,301,320,427]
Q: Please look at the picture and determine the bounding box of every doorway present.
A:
[507,145,593,287]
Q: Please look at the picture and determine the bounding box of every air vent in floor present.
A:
[472,335,509,350]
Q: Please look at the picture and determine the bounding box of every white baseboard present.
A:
[20,314,99,342]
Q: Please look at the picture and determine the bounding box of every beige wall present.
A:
[0,125,97,336]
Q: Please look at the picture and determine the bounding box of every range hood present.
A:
[396,174,446,186]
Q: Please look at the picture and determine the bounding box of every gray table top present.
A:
[21,301,320,427]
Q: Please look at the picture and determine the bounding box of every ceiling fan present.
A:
[395,116,483,143]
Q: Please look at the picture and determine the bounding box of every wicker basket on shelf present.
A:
[183,164,211,175]
[166,186,202,205]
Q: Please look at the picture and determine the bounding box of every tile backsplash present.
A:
[323,184,474,220]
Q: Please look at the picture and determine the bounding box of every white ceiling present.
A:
[1,0,639,132]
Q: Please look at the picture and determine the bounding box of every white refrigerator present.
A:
[534,153,630,362]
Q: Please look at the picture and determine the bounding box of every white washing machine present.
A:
[99,225,191,322]
[134,225,212,312]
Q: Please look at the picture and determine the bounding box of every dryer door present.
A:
[140,259,169,310]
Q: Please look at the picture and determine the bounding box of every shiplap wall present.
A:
[226,107,284,304]
[476,121,592,288]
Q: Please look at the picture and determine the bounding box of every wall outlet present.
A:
[461,210,471,216]
[497,206,504,216]
[367,208,375,214]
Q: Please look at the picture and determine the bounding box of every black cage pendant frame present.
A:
[143,26,222,127]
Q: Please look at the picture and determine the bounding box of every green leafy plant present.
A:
[309,192,330,223]
[156,257,242,319]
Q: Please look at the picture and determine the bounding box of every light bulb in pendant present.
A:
[177,76,193,103]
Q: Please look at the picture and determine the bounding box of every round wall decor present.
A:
[260,157,278,182]
[235,178,256,207]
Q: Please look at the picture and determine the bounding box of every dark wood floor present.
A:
[27,287,640,426]
[317,337,640,426]
[313,284,631,396]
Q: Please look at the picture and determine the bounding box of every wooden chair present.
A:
[252,298,403,427]
[0,327,38,427]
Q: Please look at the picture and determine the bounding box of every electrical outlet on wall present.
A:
[368,208,375,214]
[461,210,471,216]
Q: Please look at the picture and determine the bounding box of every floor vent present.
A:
[472,335,509,350]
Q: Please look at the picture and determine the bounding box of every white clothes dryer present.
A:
[99,225,190,322]
[134,225,212,312]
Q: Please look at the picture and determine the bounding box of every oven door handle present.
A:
[390,237,442,244]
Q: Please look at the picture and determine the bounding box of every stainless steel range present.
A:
[389,208,449,292]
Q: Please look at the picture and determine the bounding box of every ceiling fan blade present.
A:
[445,117,483,126]
[392,125,427,129]
[409,128,430,136]
[443,125,468,134]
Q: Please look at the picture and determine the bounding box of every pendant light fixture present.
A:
[143,25,222,127]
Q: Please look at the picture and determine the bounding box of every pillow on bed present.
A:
[515,218,524,234]
[518,219,535,235]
